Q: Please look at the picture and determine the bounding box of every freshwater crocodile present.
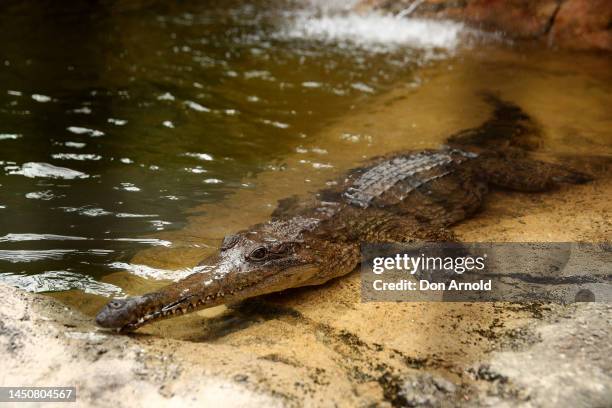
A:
[96,95,591,331]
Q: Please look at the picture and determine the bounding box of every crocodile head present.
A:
[96,218,325,331]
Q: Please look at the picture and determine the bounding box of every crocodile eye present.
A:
[108,300,124,310]
[221,235,239,251]
[248,246,268,262]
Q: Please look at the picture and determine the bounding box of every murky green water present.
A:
[0,0,467,294]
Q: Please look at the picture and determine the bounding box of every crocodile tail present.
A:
[552,167,593,185]
[479,152,593,192]
[446,92,540,152]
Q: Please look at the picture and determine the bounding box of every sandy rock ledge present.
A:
[0,284,282,408]
[1,282,610,407]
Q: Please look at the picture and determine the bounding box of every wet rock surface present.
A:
[357,0,612,51]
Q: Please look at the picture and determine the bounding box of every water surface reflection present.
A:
[0,0,463,293]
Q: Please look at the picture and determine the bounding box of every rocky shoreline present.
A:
[0,284,283,407]
[2,283,611,407]
[356,0,612,52]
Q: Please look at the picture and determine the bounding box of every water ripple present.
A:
[106,238,172,247]
[0,249,77,263]
[0,271,123,296]
[0,233,88,243]
[108,262,205,281]
[260,119,290,129]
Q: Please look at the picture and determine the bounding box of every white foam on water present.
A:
[116,182,141,192]
[51,153,102,161]
[284,13,465,51]
[107,118,127,126]
[8,162,89,179]
[260,119,290,129]
[185,100,211,112]
[157,92,175,101]
[304,0,361,13]
[59,206,112,217]
[26,190,57,200]
[31,94,52,103]
[184,166,208,174]
[203,178,223,184]
[66,126,104,137]
[108,262,202,281]
[65,141,86,148]
[0,133,22,140]
[183,152,214,161]
[72,106,92,114]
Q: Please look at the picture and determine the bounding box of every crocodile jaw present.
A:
[95,263,319,332]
